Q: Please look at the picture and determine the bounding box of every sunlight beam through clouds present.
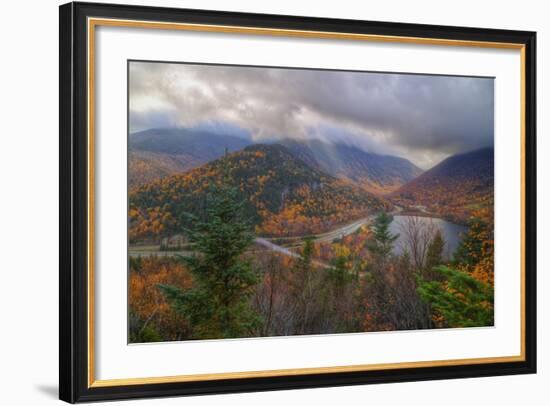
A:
[129,61,494,169]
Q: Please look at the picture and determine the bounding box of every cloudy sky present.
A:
[129,61,494,169]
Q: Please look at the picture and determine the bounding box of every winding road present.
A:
[129,207,403,266]
[254,237,330,268]
[311,216,375,244]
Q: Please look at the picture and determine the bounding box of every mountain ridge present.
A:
[129,128,251,188]
[129,143,389,241]
[129,127,423,193]
[392,147,494,223]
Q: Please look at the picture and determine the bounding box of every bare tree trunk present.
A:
[398,216,439,271]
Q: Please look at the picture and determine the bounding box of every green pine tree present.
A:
[453,217,488,267]
[294,237,314,276]
[159,166,261,339]
[328,254,352,290]
[425,229,445,277]
[289,237,322,335]
[417,265,494,328]
[368,212,399,263]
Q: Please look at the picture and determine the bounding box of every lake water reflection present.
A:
[389,215,468,259]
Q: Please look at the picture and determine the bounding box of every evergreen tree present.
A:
[453,217,488,268]
[368,212,399,263]
[328,253,351,291]
[425,229,445,277]
[159,167,261,339]
[289,237,325,334]
[452,215,494,285]
[361,213,399,329]
[417,265,494,328]
[324,248,357,333]
[294,237,314,276]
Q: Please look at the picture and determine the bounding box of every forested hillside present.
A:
[129,144,389,242]
[392,148,494,223]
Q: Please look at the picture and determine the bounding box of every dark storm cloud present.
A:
[129,62,494,168]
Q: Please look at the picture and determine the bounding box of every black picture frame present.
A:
[60,1,537,403]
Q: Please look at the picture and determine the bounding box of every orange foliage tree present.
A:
[129,256,193,342]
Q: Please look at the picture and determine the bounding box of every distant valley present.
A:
[128,127,494,240]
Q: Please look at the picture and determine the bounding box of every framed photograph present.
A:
[59,2,536,403]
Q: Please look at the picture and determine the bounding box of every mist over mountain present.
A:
[277,139,423,194]
[129,127,422,194]
[130,62,494,168]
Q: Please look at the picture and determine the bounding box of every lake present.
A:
[388,215,468,259]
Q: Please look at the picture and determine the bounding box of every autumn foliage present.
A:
[392,148,493,224]
[128,144,495,341]
[129,256,193,342]
[129,144,388,242]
